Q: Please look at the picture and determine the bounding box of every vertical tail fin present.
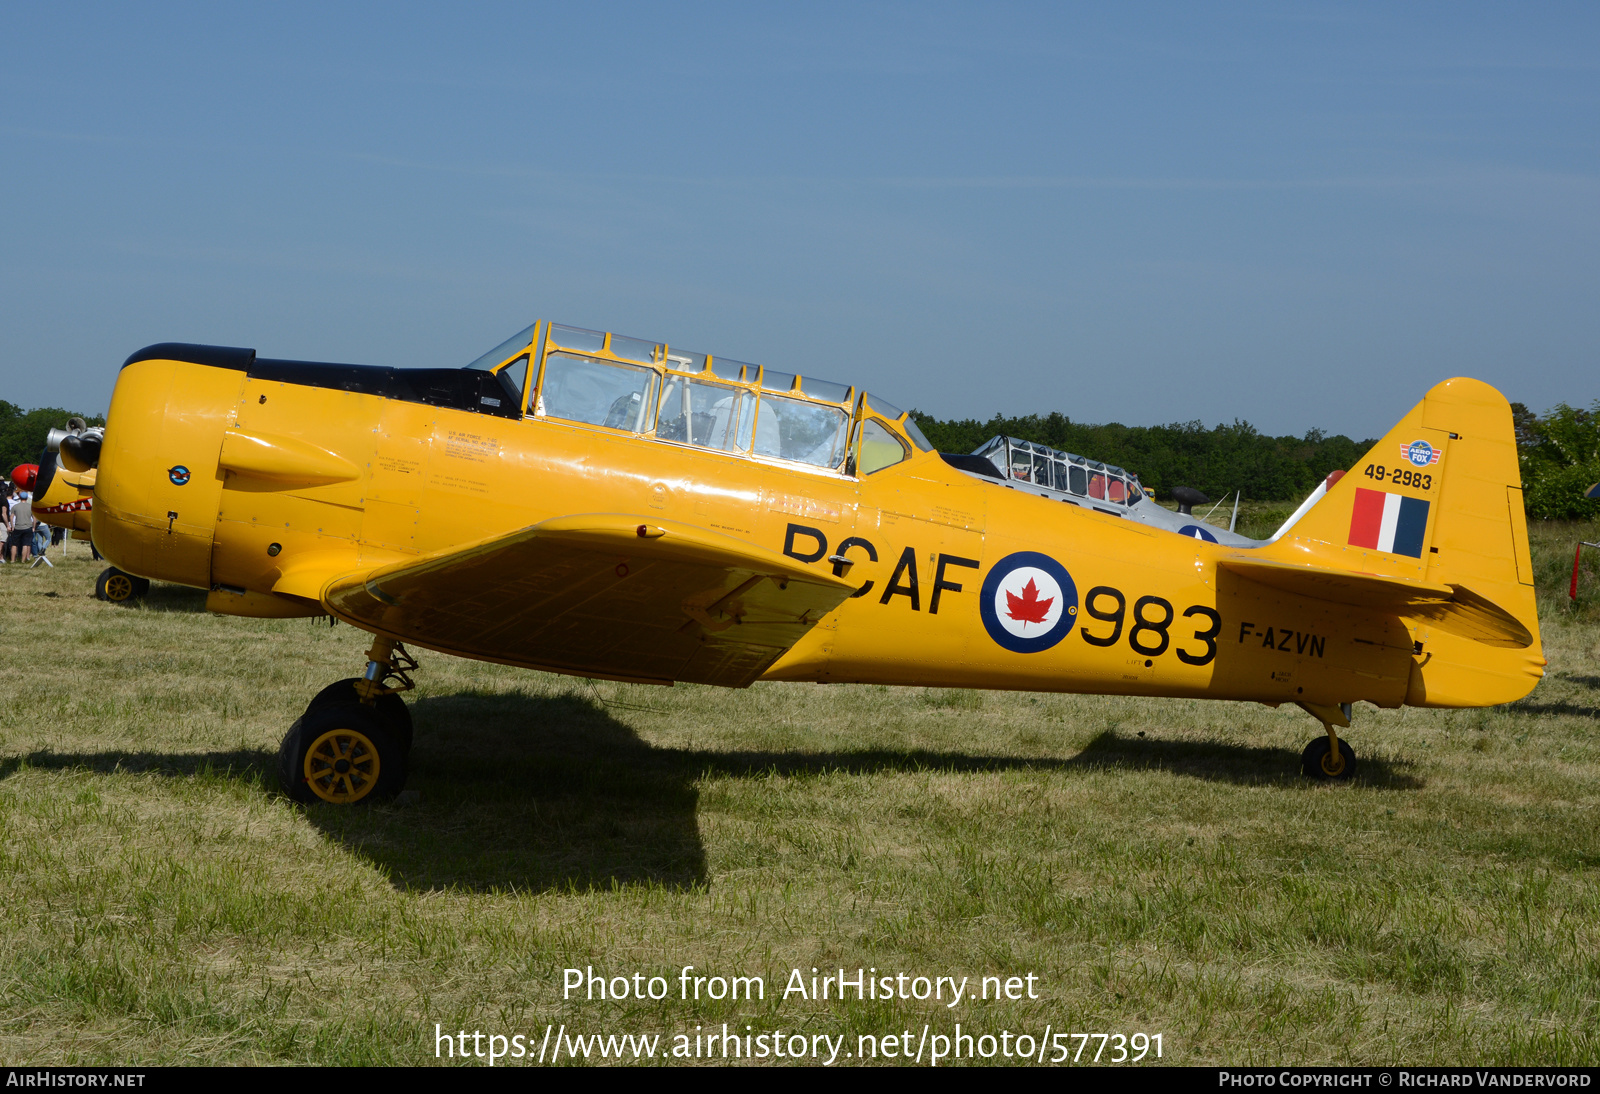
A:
[1265,377,1542,706]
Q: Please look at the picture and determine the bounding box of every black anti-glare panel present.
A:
[119,343,520,420]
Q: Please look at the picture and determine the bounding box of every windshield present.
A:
[465,323,538,371]
[903,417,934,451]
[859,419,908,474]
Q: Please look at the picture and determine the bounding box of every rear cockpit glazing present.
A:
[973,436,1143,507]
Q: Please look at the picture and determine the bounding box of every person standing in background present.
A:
[1,484,11,563]
[31,509,49,558]
[6,485,34,563]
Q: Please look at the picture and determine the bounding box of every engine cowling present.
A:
[93,351,243,589]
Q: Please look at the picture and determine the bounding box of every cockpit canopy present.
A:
[464,321,932,476]
[972,436,1144,506]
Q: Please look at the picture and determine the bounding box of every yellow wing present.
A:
[321,514,856,687]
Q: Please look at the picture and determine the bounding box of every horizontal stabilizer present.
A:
[1218,556,1532,648]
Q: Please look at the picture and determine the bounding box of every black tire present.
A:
[279,702,408,805]
[95,567,149,603]
[1301,736,1357,781]
[304,678,413,752]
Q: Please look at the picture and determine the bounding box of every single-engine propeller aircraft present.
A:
[61,321,1542,803]
[31,420,144,601]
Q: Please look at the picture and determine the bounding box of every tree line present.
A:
[0,402,104,478]
[913,400,1600,515]
[1513,401,1600,520]
[911,410,1372,503]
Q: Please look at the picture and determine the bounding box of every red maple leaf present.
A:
[1005,577,1054,627]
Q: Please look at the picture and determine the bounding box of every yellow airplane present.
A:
[31,423,149,601]
[60,322,1543,804]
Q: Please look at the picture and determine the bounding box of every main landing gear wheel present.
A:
[1301,736,1357,781]
[279,703,408,805]
[304,678,414,752]
[281,635,419,804]
[95,567,149,603]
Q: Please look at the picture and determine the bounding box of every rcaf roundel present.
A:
[979,551,1080,654]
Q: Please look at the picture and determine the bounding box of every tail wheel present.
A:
[95,567,150,603]
[1301,736,1357,781]
[304,678,414,751]
[279,703,408,805]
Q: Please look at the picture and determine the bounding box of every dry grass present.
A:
[0,531,1596,1066]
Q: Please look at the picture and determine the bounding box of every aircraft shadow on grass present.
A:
[1504,698,1600,719]
[0,690,1420,895]
[92,585,209,613]
[1064,730,1421,791]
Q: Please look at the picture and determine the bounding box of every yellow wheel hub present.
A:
[1320,746,1346,777]
[105,574,134,601]
[303,727,381,803]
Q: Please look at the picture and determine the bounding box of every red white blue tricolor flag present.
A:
[1348,488,1430,557]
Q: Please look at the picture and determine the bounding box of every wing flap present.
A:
[323,514,854,686]
[1218,556,1532,648]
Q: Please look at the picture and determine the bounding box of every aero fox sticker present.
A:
[1400,439,1441,467]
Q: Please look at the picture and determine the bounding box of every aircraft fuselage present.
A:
[92,343,1543,714]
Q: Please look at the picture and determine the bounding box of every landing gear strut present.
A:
[1297,701,1356,780]
[279,635,418,804]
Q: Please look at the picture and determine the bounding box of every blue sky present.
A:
[2,2,1595,440]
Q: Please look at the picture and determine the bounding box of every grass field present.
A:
[0,522,1597,1066]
